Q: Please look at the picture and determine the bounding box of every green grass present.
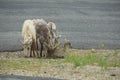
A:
[0,49,120,71]
[0,58,64,71]
[65,50,120,67]
[0,58,41,70]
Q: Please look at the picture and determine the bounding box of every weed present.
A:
[65,50,120,67]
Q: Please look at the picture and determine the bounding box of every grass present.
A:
[0,58,64,71]
[0,49,120,71]
[64,49,120,67]
[0,58,40,71]
[0,49,120,80]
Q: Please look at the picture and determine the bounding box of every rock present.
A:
[110,74,116,76]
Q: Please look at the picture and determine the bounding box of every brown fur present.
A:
[63,38,72,52]
[22,19,60,58]
[35,20,54,57]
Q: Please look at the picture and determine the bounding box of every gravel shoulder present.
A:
[0,49,120,80]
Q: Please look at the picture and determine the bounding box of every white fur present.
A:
[47,22,56,31]
[22,20,36,43]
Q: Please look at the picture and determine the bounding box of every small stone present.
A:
[110,74,116,76]
[11,74,13,75]
[91,49,96,53]
[44,71,47,74]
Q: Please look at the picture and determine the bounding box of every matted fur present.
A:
[47,22,56,31]
[22,20,36,42]
[47,22,61,44]
[33,18,47,26]
[22,19,61,58]
[34,19,53,57]
[22,20,37,57]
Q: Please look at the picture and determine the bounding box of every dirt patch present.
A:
[0,49,120,80]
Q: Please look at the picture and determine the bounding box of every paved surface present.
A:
[0,74,65,80]
[0,0,120,51]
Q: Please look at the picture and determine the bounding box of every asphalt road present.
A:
[0,0,120,51]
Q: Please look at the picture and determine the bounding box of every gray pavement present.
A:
[0,0,120,51]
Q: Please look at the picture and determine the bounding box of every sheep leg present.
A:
[40,42,43,57]
[30,42,32,57]
[35,41,39,57]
